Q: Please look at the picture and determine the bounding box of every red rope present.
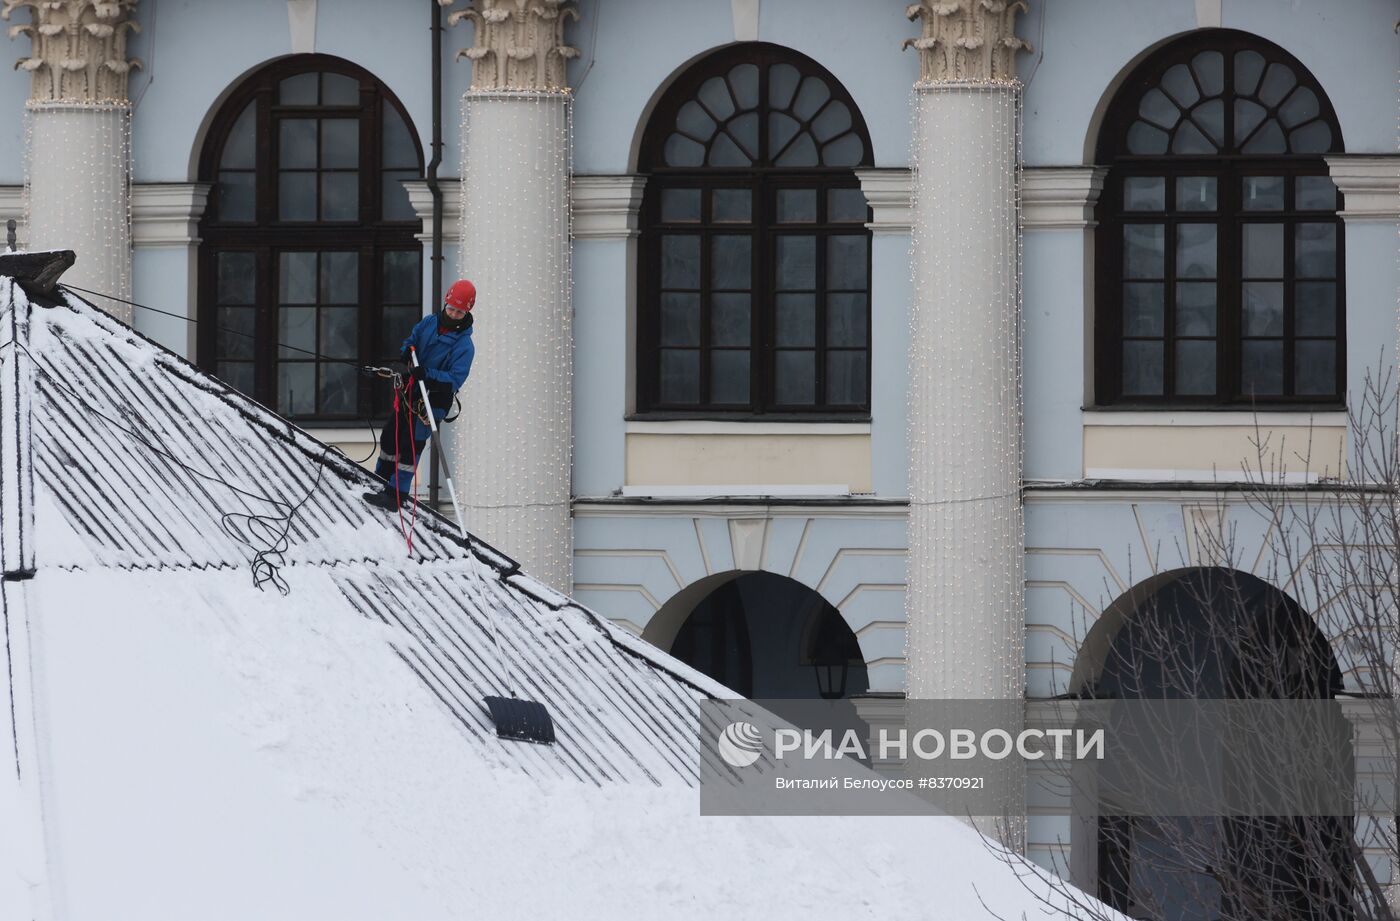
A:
[391,381,414,553]
[405,392,419,555]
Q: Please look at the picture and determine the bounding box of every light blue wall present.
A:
[125,0,457,184]
[570,0,917,174]
[1021,0,1397,166]
[132,246,192,351]
[0,5,31,185]
[1023,229,1088,481]
[572,238,629,497]
[869,233,910,496]
[1222,0,1399,155]
[1342,220,1400,469]
[572,511,908,691]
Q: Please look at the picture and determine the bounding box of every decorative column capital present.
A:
[904,0,1031,85]
[448,0,578,93]
[2,0,140,105]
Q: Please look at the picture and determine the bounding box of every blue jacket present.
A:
[402,313,475,392]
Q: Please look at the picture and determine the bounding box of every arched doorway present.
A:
[656,571,869,701]
[1076,567,1349,921]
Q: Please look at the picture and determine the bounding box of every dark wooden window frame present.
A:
[1094,30,1346,408]
[637,43,875,418]
[197,54,424,422]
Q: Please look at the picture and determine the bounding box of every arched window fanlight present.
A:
[1096,32,1344,406]
[639,44,874,415]
[658,59,868,169]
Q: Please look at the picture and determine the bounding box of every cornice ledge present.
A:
[131,182,210,246]
[855,167,911,235]
[572,174,646,240]
[1326,154,1400,222]
[1022,166,1107,229]
[404,179,463,244]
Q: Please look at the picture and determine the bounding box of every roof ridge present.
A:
[40,289,731,702]
[49,288,519,566]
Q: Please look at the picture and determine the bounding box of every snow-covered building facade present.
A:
[0,0,1395,916]
[0,268,1099,918]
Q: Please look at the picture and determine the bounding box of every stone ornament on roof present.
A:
[2,0,140,105]
[449,0,578,92]
[904,0,1031,85]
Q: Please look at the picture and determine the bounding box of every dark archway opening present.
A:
[669,571,868,700]
[1085,568,1350,921]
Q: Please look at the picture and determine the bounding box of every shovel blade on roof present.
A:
[483,695,556,745]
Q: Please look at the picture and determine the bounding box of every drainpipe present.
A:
[427,0,445,509]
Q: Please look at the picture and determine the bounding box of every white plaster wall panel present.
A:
[787,517,907,598]
[568,587,654,635]
[817,552,907,616]
[838,584,908,633]
[851,622,904,663]
[1025,497,1373,694]
[1025,550,1127,614]
[572,238,629,496]
[572,515,711,586]
[1030,817,1069,873]
[757,515,811,578]
[570,553,684,614]
[572,0,915,174]
[1023,230,1088,481]
[866,662,904,694]
[1028,815,1072,849]
[869,233,912,496]
[1024,626,1077,697]
[694,517,736,574]
[727,518,767,571]
[1025,760,1072,809]
[1028,502,1167,587]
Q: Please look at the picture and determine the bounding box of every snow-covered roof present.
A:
[0,270,1098,920]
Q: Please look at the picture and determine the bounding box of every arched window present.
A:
[638,44,874,415]
[1095,32,1344,406]
[198,55,424,421]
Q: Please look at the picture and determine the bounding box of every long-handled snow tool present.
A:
[407,346,468,542]
[408,349,557,746]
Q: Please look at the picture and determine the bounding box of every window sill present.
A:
[625,419,871,435]
[295,423,380,442]
[1083,408,1346,427]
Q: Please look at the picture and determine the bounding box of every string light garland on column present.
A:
[903,0,1031,846]
[4,0,139,318]
[447,1,576,592]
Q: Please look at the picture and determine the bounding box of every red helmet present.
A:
[445,279,476,311]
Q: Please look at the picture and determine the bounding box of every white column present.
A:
[906,0,1028,702]
[4,1,139,319]
[448,0,576,591]
[904,0,1030,841]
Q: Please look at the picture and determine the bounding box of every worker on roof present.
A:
[365,279,476,511]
